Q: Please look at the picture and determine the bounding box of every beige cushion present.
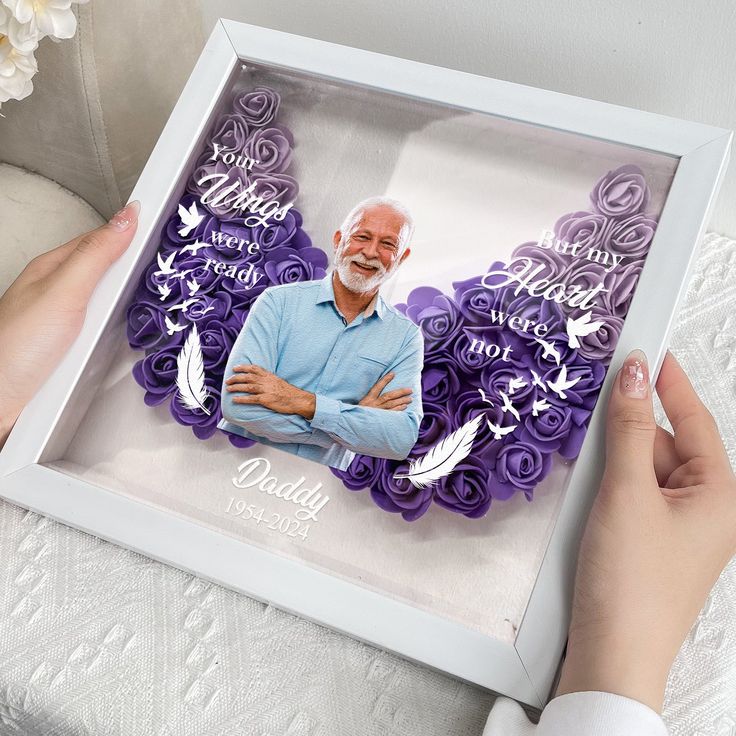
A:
[0,0,205,219]
[0,163,104,296]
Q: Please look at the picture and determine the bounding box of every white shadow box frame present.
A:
[0,19,731,713]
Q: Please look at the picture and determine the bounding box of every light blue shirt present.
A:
[217,272,425,470]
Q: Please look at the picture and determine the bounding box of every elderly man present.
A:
[217,196,425,471]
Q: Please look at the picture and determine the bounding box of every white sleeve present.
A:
[483,692,670,736]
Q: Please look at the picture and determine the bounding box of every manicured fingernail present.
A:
[109,200,140,231]
[619,349,649,398]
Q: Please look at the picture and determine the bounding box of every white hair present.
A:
[338,196,415,254]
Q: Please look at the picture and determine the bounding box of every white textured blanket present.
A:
[0,232,733,735]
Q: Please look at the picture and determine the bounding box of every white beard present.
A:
[334,246,394,294]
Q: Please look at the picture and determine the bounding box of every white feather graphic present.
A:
[175,324,211,415]
[393,413,484,488]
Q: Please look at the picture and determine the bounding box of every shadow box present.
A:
[0,18,731,713]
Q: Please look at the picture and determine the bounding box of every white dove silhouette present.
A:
[164,315,188,336]
[180,240,208,256]
[186,277,201,296]
[154,251,177,276]
[534,337,561,365]
[486,418,517,440]
[166,297,200,313]
[477,387,495,406]
[178,202,204,238]
[157,283,172,301]
[546,364,582,399]
[566,311,605,349]
[507,376,527,395]
[530,369,547,392]
[532,398,551,416]
[170,268,194,281]
[499,390,521,422]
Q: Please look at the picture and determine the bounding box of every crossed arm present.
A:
[219,289,425,459]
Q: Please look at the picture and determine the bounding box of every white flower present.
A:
[0,6,41,52]
[0,32,37,103]
[1,0,83,42]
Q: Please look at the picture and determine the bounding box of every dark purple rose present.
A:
[421,354,461,405]
[198,320,239,372]
[608,213,658,258]
[233,86,280,127]
[207,112,251,157]
[491,440,552,496]
[330,454,383,491]
[434,455,493,518]
[414,401,454,455]
[165,193,221,246]
[542,358,606,411]
[451,389,506,461]
[370,459,433,521]
[519,402,573,453]
[185,290,233,326]
[590,164,650,218]
[262,246,328,285]
[244,125,294,174]
[132,348,181,406]
[170,380,223,440]
[245,208,311,256]
[203,221,263,266]
[397,286,465,355]
[480,360,538,414]
[226,433,258,449]
[174,254,223,296]
[126,298,182,351]
[602,258,644,319]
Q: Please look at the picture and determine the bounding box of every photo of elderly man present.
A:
[217,196,425,471]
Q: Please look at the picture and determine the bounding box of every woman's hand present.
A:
[555,348,736,713]
[0,201,140,448]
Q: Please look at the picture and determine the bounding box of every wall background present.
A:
[198,0,736,238]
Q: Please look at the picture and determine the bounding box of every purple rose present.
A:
[480,360,538,413]
[519,402,573,453]
[248,208,312,255]
[590,164,650,218]
[602,257,644,319]
[553,211,613,253]
[330,454,383,491]
[434,455,493,518]
[608,213,658,258]
[572,304,623,362]
[132,348,181,406]
[452,263,513,324]
[510,240,570,281]
[198,320,239,372]
[202,221,263,266]
[370,459,433,521]
[174,254,223,296]
[233,86,280,127]
[126,298,182,350]
[165,193,220,246]
[207,112,251,157]
[190,164,252,220]
[169,380,223,440]
[421,354,461,405]
[490,440,552,498]
[244,125,294,174]
[261,246,328,285]
[542,358,606,411]
[414,401,454,455]
[451,389,506,461]
[397,286,465,355]
[248,173,299,210]
[185,290,233,326]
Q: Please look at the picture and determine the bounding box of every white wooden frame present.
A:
[0,19,730,713]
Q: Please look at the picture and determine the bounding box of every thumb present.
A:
[603,348,658,488]
[52,200,140,303]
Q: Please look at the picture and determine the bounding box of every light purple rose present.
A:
[553,211,613,253]
[244,125,294,174]
[608,213,658,258]
[233,86,280,127]
[207,112,251,157]
[510,241,570,281]
[590,164,650,218]
[248,172,299,210]
[602,257,644,319]
[490,440,553,499]
[572,303,623,363]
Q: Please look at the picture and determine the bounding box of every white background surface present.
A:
[198,0,736,240]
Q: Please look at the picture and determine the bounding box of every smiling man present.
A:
[217,196,425,471]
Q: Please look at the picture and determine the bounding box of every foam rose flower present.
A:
[434,455,493,518]
[330,454,383,491]
[590,163,650,218]
[233,86,280,127]
[370,459,434,522]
